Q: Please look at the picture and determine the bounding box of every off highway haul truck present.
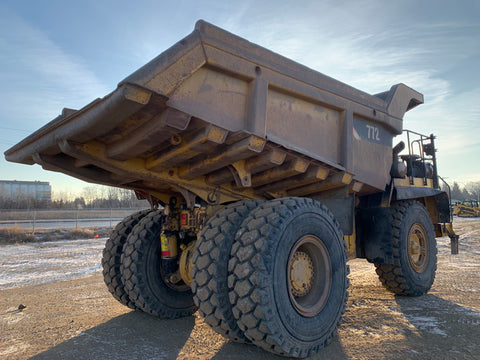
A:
[5,21,459,358]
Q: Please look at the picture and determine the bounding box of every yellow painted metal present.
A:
[316,166,330,181]
[341,173,353,184]
[252,158,309,187]
[160,232,178,257]
[343,226,357,260]
[178,135,266,180]
[145,125,228,172]
[287,235,332,317]
[289,251,314,297]
[268,148,288,166]
[231,160,251,187]
[443,223,455,235]
[407,223,428,273]
[207,125,230,144]
[288,171,353,197]
[66,139,257,204]
[204,148,287,186]
[123,85,152,104]
[256,165,329,194]
[179,241,196,285]
[160,233,170,255]
[105,108,191,161]
[351,181,364,193]
[393,177,434,188]
[144,44,207,95]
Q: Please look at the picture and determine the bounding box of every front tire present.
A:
[228,198,349,358]
[375,200,437,296]
[121,210,196,318]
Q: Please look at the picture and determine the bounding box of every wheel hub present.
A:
[287,235,332,317]
[289,251,314,297]
[408,223,428,273]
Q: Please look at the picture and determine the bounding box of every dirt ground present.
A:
[1,218,479,360]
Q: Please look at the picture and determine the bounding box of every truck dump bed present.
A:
[5,20,423,205]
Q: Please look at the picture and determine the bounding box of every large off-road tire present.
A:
[121,210,196,318]
[228,198,349,358]
[191,200,262,343]
[375,200,437,296]
[102,209,151,309]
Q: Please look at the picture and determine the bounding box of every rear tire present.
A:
[191,200,261,343]
[121,210,196,318]
[375,200,437,296]
[229,198,349,358]
[102,209,151,309]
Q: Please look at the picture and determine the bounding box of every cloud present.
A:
[0,7,109,132]
[209,3,479,181]
[1,0,478,187]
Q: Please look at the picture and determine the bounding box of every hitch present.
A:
[443,223,459,255]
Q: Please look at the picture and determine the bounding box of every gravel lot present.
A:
[1,218,479,359]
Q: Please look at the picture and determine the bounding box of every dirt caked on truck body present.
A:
[5,21,459,358]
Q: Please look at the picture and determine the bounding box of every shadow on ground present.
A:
[394,294,480,359]
[30,311,195,360]
[211,336,348,360]
[29,294,479,360]
[29,309,349,360]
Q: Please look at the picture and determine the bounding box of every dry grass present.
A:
[0,226,112,245]
[0,224,37,243]
[0,208,142,244]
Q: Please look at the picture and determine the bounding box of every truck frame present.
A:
[5,21,458,358]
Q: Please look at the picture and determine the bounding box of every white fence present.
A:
[0,208,145,231]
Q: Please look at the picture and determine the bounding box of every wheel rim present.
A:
[156,256,191,292]
[287,235,332,317]
[407,223,428,273]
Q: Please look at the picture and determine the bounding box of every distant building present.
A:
[0,180,51,202]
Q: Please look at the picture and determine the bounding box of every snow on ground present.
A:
[0,217,479,293]
[0,238,106,290]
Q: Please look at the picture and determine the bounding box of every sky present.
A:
[0,0,479,196]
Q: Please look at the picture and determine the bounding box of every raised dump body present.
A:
[5,20,423,206]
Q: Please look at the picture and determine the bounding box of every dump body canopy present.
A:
[5,20,423,205]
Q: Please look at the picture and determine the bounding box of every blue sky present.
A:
[0,0,479,196]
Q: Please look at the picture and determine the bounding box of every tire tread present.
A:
[101,209,151,308]
[228,197,349,358]
[191,200,262,342]
[375,200,437,296]
[121,210,196,318]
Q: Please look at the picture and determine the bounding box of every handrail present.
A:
[438,175,453,222]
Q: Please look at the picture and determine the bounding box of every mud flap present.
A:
[356,207,393,264]
[443,223,459,255]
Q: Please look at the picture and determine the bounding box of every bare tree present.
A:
[465,181,480,202]
[81,186,100,206]
[450,182,463,201]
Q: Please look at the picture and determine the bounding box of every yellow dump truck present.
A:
[5,21,459,358]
